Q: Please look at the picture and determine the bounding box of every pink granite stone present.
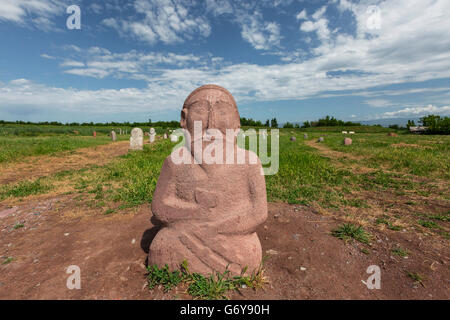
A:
[148,85,268,276]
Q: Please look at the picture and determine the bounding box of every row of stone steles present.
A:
[109,128,177,150]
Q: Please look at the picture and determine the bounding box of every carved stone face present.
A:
[181,85,240,140]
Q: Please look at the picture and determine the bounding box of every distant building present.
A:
[409,126,428,134]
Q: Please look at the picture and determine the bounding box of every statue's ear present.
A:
[180,108,188,128]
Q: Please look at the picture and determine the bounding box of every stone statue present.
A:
[148,85,267,276]
[149,128,156,143]
[130,128,144,150]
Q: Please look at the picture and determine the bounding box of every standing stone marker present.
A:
[170,134,178,143]
[163,133,168,139]
[290,136,296,142]
[149,128,156,143]
[149,84,268,276]
[318,137,324,142]
[129,128,144,151]
[111,130,117,142]
[303,133,308,139]
[344,138,352,146]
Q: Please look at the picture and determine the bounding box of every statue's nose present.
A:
[207,108,215,129]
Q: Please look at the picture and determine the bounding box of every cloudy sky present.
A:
[0,0,449,123]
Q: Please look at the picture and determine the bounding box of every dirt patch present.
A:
[1,198,448,300]
[0,141,130,185]
[392,143,432,149]
[305,140,363,162]
[305,140,376,174]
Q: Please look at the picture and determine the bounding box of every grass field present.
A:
[0,125,448,300]
[0,134,135,163]
[1,127,448,238]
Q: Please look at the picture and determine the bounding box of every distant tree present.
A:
[265,119,270,127]
[406,120,415,129]
[283,122,294,128]
[270,118,278,128]
[294,123,300,129]
[389,124,400,130]
[302,121,311,128]
[420,114,450,134]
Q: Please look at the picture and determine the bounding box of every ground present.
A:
[0,131,448,299]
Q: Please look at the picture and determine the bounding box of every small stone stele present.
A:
[290,136,296,142]
[318,137,324,142]
[111,131,117,142]
[149,128,156,143]
[129,128,144,151]
[163,133,168,139]
[303,134,308,139]
[344,138,352,146]
[170,134,178,143]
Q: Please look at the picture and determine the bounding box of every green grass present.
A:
[0,178,52,200]
[430,212,449,222]
[147,260,267,300]
[0,135,113,163]
[264,134,359,207]
[391,247,409,257]
[13,223,24,229]
[318,132,450,179]
[331,223,371,244]
[1,257,13,265]
[406,272,424,286]
[375,216,402,231]
[418,220,439,229]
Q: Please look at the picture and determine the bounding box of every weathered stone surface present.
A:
[344,138,352,146]
[149,128,156,143]
[129,128,144,151]
[163,133,168,139]
[148,84,267,276]
[170,134,178,143]
[303,134,308,139]
[111,131,117,142]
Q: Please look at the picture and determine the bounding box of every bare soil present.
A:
[0,141,130,185]
[0,198,448,300]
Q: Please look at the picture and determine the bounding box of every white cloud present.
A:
[0,0,67,31]
[296,9,307,20]
[240,12,282,50]
[0,78,184,114]
[40,53,56,60]
[383,105,450,118]
[300,6,330,42]
[60,60,85,68]
[103,0,211,44]
[364,99,394,108]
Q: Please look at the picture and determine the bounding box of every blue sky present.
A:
[0,0,449,124]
